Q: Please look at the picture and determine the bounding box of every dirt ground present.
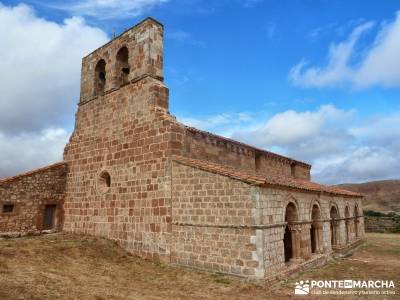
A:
[0,233,398,300]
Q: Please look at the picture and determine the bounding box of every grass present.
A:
[0,233,399,299]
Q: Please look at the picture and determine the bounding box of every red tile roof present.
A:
[172,156,363,197]
[0,162,66,185]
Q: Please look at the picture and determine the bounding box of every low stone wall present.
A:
[0,162,67,236]
[171,225,259,277]
[364,216,399,233]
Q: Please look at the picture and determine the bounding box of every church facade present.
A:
[0,18,364,279]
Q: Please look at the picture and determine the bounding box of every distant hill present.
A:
[336,180,400,213]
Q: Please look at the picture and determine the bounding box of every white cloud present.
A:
[232,105,352,148]
[0,3,108,177]
[178,112,254,137]
[290,22,374,88]
[314,146,400,184]
[349,112,400,146]
[0,3,108,133]
[181,106,400,184]
[52,0,168,20]
[290,11,400,88]
[0,128,69,177]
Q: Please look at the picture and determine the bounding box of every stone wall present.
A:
[171,162,263,278]
[170,161,364,279]
[62,18,187,261]
[183,127,255,174]
[80,18,163,103]
[63,76,179,261]
[258,188,364,277]
[60,16,365,279]
[365,216,399,233]
[182,127,311,181]
[0,162,67,236]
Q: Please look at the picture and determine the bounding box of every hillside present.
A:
[0,233,399,299]
[337,180,400,213]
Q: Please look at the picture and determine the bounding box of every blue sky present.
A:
[0,0,399,184]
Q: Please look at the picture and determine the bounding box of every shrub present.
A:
[363,210,386,217]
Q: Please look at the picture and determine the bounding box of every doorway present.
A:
[310,224,316,253]
[284,225,293,262]
[311,204,321,254]
[43,205,57,230]
[284,202,298,263]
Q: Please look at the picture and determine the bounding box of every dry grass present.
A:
[337,180,400,213]
[0,233,399,299]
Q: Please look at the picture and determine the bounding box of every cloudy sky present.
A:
[0,0,399,184]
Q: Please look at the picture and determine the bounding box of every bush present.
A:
[363,210,386,217]
[394,222,400,233]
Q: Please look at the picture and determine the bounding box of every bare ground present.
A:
[0,233,398,300]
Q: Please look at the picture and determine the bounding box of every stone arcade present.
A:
[0,18,364,279]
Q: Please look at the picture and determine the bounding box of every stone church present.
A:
[0,18,364,279]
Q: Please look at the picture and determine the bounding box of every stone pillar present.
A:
[322,220,332,252]
[338,219,346,247]
[360,217,365,237]
[289,224,302,261]
[354,218,359,238]
[330,220,339,250]
[349,218,356,242]
[301,223,311,260]
[313,221,324,254]
[345,219,350,244]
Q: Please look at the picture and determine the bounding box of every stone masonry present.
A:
[0,17,365,279]
[0,162,66,236]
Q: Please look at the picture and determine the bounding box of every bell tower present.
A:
[79,17,164,104]
[63,17,172,262]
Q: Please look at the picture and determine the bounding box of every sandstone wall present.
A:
[171,162,263,278]
[258,188,364,276]
[61,16,363,278]
[62,18,187,261]
[183,128,255,173]
[170,161,364,278]
[80,18,163,103]
[0,163,67,236]
[182,127,311,181]
[63,76,181,261]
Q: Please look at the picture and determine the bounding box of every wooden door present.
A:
[43,205,57,230]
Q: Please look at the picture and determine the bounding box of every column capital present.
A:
[312,220,323,229]
[288,223,302,232]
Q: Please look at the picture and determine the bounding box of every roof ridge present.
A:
[0,162,66,185]
[184,126,311,168]
[172,155,363,197]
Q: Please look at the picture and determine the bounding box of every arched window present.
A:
[98,170,111,193]
[95,59,107,95]
[116,47,130,86]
